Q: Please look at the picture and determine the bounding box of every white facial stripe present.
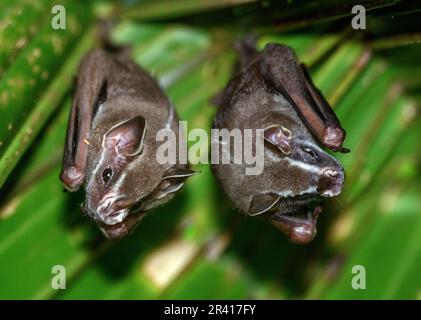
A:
[92,146,106,180]
[273,152,320,198]
[285,156,321,175]
[111,159,137,194]
[112,171,126,193]
[276,184,317,199]
[91,104,107,179]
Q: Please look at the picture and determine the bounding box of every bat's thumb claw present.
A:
[323,126,345,151]
[60,166,84,192]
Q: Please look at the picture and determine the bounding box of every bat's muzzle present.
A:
[317,167,345,197]
[96,194,131,225]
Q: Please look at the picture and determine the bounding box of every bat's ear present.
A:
[264,125,292,155]
[150,167,199,200]
[248,193,280,216]
[103,116,147,156]
[162,167,199,180]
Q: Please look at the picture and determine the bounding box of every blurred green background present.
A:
[0,0,420,299]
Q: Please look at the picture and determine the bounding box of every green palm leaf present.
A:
[0,0,420,299]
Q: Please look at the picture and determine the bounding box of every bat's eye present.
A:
[303,147,319,160]
[102,167,113,185]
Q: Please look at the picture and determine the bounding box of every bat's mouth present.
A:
[82,201,145,239]
[97,210,145,239]
[267,175,345,244]
[268,195,322,244]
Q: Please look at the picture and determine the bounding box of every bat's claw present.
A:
[323,126,345,152]
[60,166,84,192]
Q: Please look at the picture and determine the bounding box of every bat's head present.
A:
[82,115,194,239]
[263,124,345,198]
[246,119,345,244]
[82,115,147,238]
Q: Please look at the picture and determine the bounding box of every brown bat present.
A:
[211,38,347,244]
[60,48,196,239]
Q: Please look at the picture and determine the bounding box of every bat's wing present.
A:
[60,49,110,191]
[260,43,348,152]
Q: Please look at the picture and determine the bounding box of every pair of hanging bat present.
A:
[60,38,347,244]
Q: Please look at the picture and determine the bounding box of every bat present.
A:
[211,37,347,244]
[60,48,196,239]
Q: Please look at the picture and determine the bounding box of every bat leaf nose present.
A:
[97,194,131,225]
[324,169,339,179]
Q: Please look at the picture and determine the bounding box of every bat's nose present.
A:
[317,167,345,197]
[96,194,131,225]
